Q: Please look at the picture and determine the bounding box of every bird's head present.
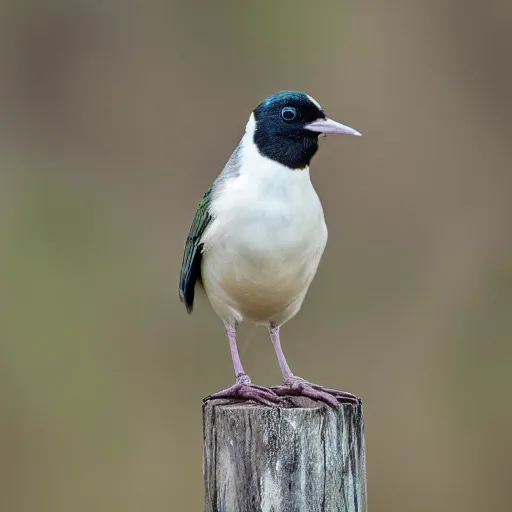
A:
[249,90,361,170]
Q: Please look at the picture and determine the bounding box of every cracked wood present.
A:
[203,398,367,512]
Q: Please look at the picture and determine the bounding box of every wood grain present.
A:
[203,398,366,512]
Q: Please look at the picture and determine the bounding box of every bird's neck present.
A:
[239,132,311,181]
[254,133,318,170]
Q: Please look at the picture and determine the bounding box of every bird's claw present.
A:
[271,377,359,406]
[204,382,286,407]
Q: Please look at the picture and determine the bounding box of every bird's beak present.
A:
[305,117,361,136]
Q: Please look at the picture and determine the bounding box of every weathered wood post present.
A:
[203,397,366,512]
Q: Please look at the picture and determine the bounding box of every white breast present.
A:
[201,116,328,326]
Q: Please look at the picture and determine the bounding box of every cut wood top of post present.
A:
[204,396,361,409]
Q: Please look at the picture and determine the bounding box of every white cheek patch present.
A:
[306,94,323,111]
[245,112,257,137]
[242,113,259,157]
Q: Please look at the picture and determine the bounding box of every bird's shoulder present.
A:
[178,144,243,312]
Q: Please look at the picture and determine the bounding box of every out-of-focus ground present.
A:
[0,1,511,511]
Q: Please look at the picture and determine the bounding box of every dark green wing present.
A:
[179,187,213,313]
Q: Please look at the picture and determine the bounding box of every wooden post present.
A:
[203,398,366,512]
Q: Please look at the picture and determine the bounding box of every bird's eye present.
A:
[281,107,297,121]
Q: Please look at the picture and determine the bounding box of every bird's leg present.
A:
[204,324,284,407]
[226,324,250,385]
[269,325,359,406]
[268,325,294,381]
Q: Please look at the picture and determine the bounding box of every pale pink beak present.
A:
[305,117,361,136]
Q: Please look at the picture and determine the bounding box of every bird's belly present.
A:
[202,217,327,324]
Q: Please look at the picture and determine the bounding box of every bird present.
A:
[179,90,361,406]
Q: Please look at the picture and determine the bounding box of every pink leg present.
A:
[204,324,284,407]
[269,325,294,380]
[269,326,359,406]
[226,325,246,380]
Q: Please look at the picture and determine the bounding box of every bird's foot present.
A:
[271,376,359,406]
[204,373,285,407]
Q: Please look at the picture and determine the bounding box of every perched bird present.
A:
[179,91,361,406]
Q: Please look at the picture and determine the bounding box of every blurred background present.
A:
[1,0,511,510]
